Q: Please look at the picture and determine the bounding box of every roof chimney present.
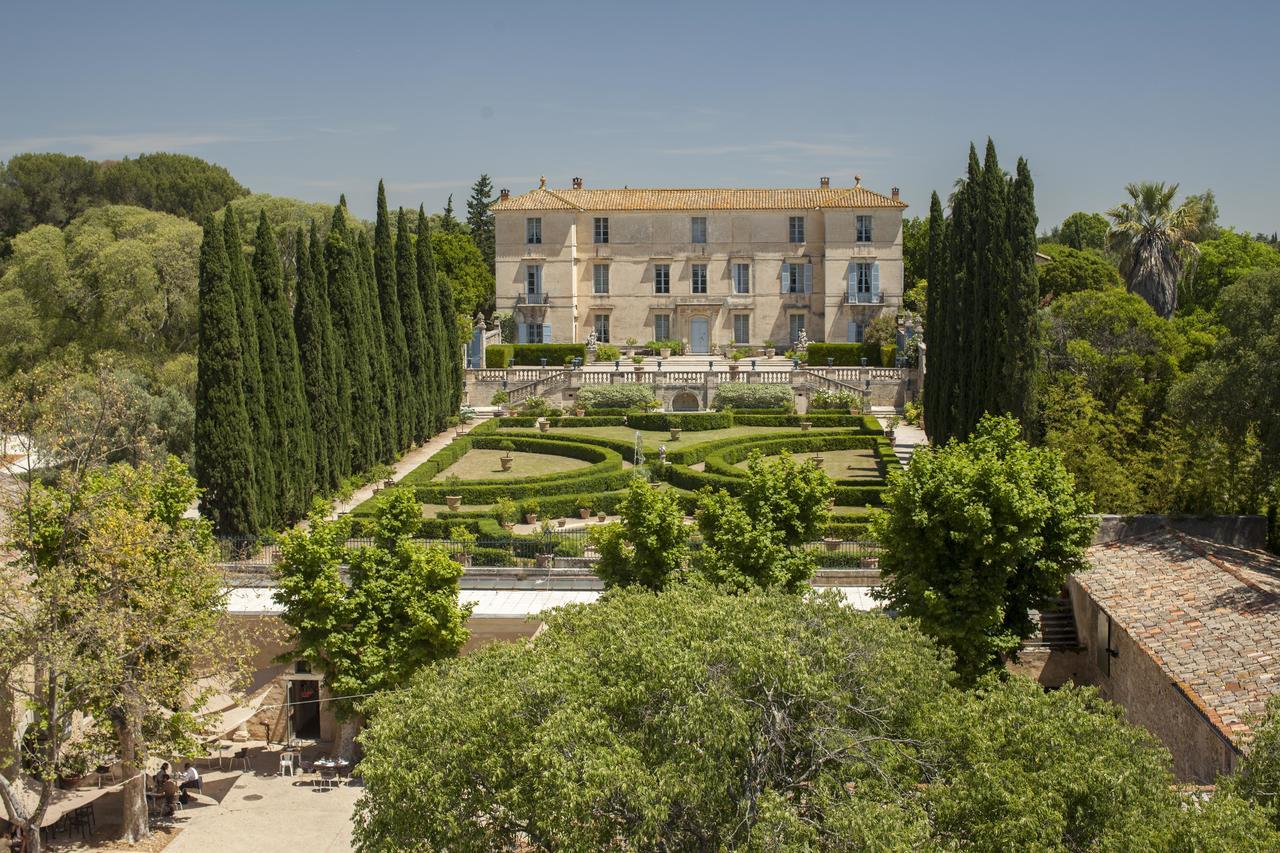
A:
[539,176,546,188]
[819,176,830,188]
[853,174,862,187]
[891,187,900,202]
[572,176,583,189]
[499,188,510,200]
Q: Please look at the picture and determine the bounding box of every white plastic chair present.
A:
[278,752,295,777]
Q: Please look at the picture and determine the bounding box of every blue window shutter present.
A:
[847,320,855,343]
[871,262,881,301]
[517,323,527,343]
[542,323,552,343]
[803,263,813,293]
[847,262,856,300]
[780,262,789,293]
[535,265,543,291]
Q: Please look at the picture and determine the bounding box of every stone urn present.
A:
[729,362,740,377]
[597,511,607,522]
[823,537,842,552]
[537,418,550,433]
[500,456,513,471]
[579,507,592,519]
[670,427,682,441]
[800,421,812,432]
[524,512,539,524]
[634,364,645,375]
[660,347,672,358]
[764,347,776,358]
[862,555,880,570]
[810,456,824,468]
[575,408,585,417]
[557,517,567,528]
[445,495,462,511]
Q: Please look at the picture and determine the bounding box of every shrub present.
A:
[595,344,620,362]
[810,389,862,411]
[518,397,560,417]
[470,546,517,567]
[510,343,587,366]
[647,338,685,355]
[485,344,514,368]
[711,383,793,411]
[489,389,509,406]
[517,499,540,518]
[805,343,880,366]
[624,412,732,432]
[492,496,517,526]
[577,384,658,411]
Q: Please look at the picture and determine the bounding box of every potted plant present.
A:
[450,525,476,567]
[444,475,463,511]
[728,349,743,377]
[537,417,551,433]
[632,355,645,374]
[490,389,509,407]
[884,415,900,442]
[493,496,517,530]
[800,421,812,432]
[625,336,638,356]
[660,344,672,358]
[520,499,540,525]
[579,500,592,520]
[574,404,585,417]
[669,426,681,441]
[498,440,515,471]
[823,536,842,552]
[597,507,608,522]
[764,339,776,358]
[810,454,824,468]
[557,516,567,528]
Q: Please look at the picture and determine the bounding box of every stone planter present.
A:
[575,408,585,418]
[810,456,824,468]
[670,427,682,440]
[660,347,672,358]
[597,511,607,522]
[764,348,775,358]
[579,507,592,519]
[538,418,550,433]
[445,495,462,511]
[524,512,539,524]
[849,405,860,416]
[634,365,645,375]
[500,456,513,471]
[862,555,880,570]
[557,517,567,528]
[729,364,740,377]
[535,553,554,569]
[800,421,812,432]
[823,537,842,552]
[885,429,896,443]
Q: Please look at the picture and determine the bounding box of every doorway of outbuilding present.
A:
[671,392,701,412]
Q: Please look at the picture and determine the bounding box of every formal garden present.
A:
[348,382,898,567]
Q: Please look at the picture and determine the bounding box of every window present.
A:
[733,314,750,344]
[654,314,671,341]
[856,215,872,243]
[654,263,670,294]
[733,263,751,294]
[789,314,806,345]
[521,322,546,343]
[781,262,811,294]
[691,263,708,294]
[525,264,543,302]
[691,216,707,244]
[526,217,542,244]
[593,314,611,343]
[848,320,864,343]
[593,264,609,294]
[593,217,609,244]
[848,261,880,303]
[788,216,805,243]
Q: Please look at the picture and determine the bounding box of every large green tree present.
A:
[326,206,377,471]
[193,215,258,535]
[873,414,1096,682]
[465,173,496,276]
[0,153,99,253]
[1056,210,1109,251]
[274,490,470,759]
[292,228,336,493]
[430,227,494,323]
[590,478,689,589]
[417,208,451,430]
[1106,181,1202,318]
[352,585,1277,851]
[95,153,247,223]
[395,208,431,442]
[312,219,351,482]
[1037,243,1123,300]
[356,229,397,461]
[924,141,1039,443]
[1183,229,1280,314]
[374,183,412,451]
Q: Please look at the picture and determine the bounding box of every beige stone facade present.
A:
[491,179,907,352]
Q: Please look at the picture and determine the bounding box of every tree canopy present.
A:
[1037,243,1123,300]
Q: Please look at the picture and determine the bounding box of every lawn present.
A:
[504,424,809,452]
[433,449,590,481]
[734,447,879,480]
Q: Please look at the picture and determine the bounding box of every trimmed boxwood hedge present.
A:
[510,343,588,366]
[624,412,733,432]
[805,342,898,367]
[701,435,885,483]
[711,382,794,411]
[575,384,658,410]
[496,416,627,428]
[822,520,874,539]
[485,344,514,368]
[416,468,633,504]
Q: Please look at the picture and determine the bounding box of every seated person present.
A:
[178,762,201,803]
[161,778,179,816]
[153,761,171,789]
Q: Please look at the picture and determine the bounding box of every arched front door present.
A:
[690,317,709,353]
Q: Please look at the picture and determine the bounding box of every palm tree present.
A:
[1106,182,1201,318]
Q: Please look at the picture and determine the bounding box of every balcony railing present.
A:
[845,292,884,305]
[516,292,549,306]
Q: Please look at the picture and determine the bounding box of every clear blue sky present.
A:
[3,0,1277,233]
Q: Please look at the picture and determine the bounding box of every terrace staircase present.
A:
[1026,596,1081,649]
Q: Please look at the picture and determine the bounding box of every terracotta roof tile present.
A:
[490,185,907,212]
[1079,531,1280,749]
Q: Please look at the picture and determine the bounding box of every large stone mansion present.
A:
[490,177,907,352]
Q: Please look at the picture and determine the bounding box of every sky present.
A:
[3,0,1278,234]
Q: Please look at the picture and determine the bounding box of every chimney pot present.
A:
[819,176,830,188]
[539,176,546,188]
[499,188,510,200]
[891,186,900,201]
[572,176,583,189]
[854,174,862,187]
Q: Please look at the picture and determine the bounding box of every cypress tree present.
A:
[375,182,413,452]
[194,215,258,536]
[396,207,430,443]
[417,206,447,433]
[251,214,289,522]
[327,206,377,471]
[1002,158,1039,425]
[255,211,313,519]
[974,139,1009,429]
[223,207,275,529]
[923,191,947,439]
[294,228,333,493]
[313,218,351,483]
[425,219,464,415]
[358,228,397,462]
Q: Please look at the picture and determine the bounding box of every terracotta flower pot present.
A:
[524,513,538,524]
[575,408,585,417]
[597,511,607,522]
[445,495,462,511]
[557,518,567,528]
[579,507,591,519]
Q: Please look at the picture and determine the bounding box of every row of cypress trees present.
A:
[923,140,1039,445]
[195,182,462,536]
